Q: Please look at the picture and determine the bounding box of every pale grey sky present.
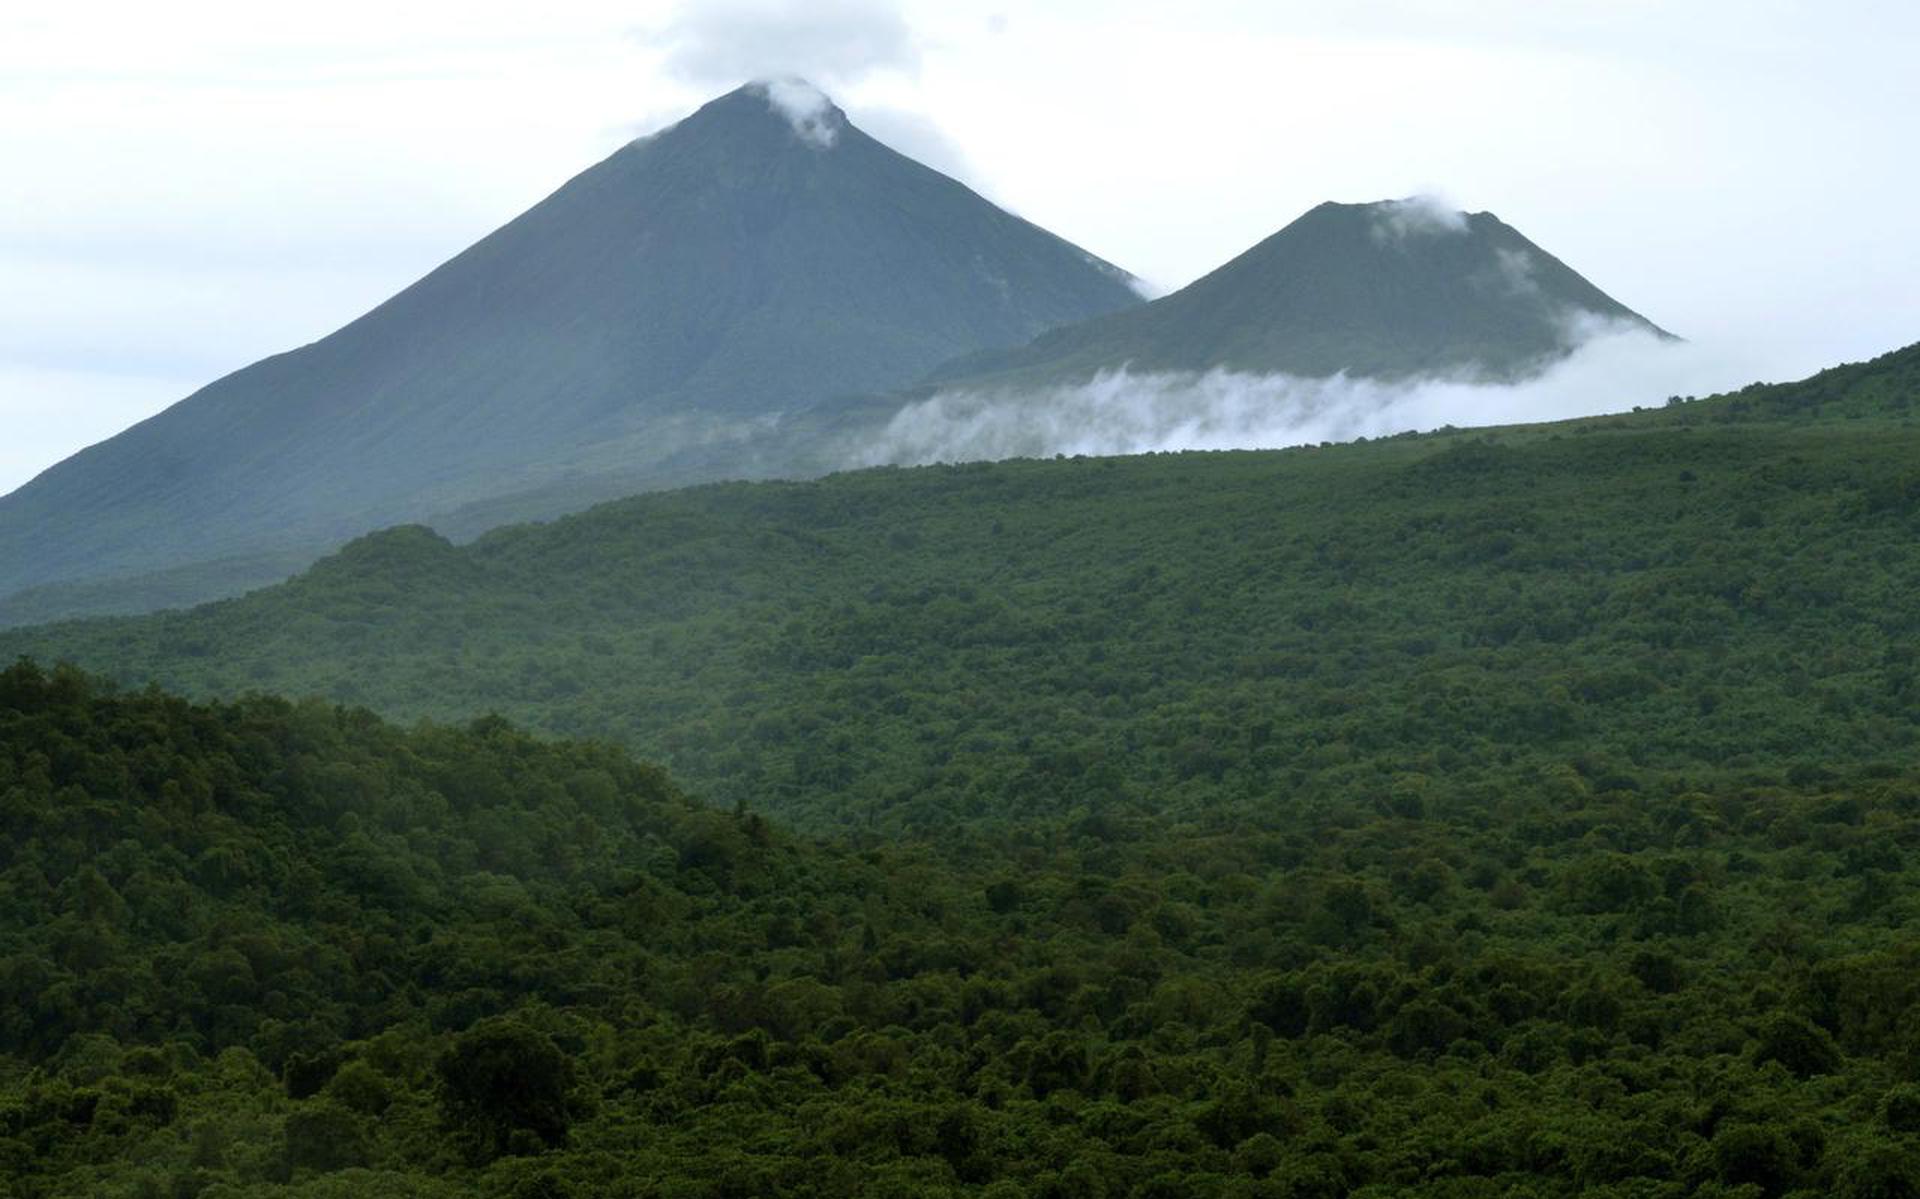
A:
[4,0,1918,494]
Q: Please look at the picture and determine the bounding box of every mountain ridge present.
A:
[924,197,1674,392]
[0,81,1143,617]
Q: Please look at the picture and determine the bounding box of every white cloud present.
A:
[1370,194,1470,243]
[856,321,1780,468]
[757,77,841,146]
[644,4,983,173]
[1484,245,1541,298]
[648,0,921,91]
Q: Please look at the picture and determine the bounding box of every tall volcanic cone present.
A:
[0,80,1142,622]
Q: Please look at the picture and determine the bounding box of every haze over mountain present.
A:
[4,338,1912,830]
[0,80,1141,624]
[364,195,1693,569]
[925,197,1673,393]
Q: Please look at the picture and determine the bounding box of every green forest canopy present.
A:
[6,654,1920,1197]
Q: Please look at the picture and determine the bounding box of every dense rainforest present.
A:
[8,660,1920,1198]
[3,341,1919,1196]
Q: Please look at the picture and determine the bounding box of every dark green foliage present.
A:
[436,1019,577,1162]
[4,650,1920,1195]
[1884,1086,1920,1133]
[1710,1121,1802,1194]
[283,1100,371,1173]
[1754,1014,1843,1079]
[326,1060,393,1116]
[1836,1144,1920,1199]
[283,1050,342,1100]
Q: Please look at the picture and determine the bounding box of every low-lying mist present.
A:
[854,320,1769,468]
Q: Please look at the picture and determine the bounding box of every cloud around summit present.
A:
[638,0,981,184]
[1370,195,1471,243]
[756,78,842,147]
[647,0,921,92]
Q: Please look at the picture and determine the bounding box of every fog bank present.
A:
[858,324,1785,468]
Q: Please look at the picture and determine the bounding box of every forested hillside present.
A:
[7,660,1920,1197]
[5,342,1919,1196]
[9,344,1916,839]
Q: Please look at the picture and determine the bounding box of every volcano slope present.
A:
[0,81,1140,624]
[921,196,1674,396]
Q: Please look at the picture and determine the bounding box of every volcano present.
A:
[926,197,1673,392]
[0,80,1141,623]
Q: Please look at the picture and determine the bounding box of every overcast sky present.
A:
[4,0,1918,495]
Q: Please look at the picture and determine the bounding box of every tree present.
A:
[435,1017,577,1162]
[1754,1013,1842,1079]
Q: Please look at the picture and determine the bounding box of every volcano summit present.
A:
[0,81,1142,622]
